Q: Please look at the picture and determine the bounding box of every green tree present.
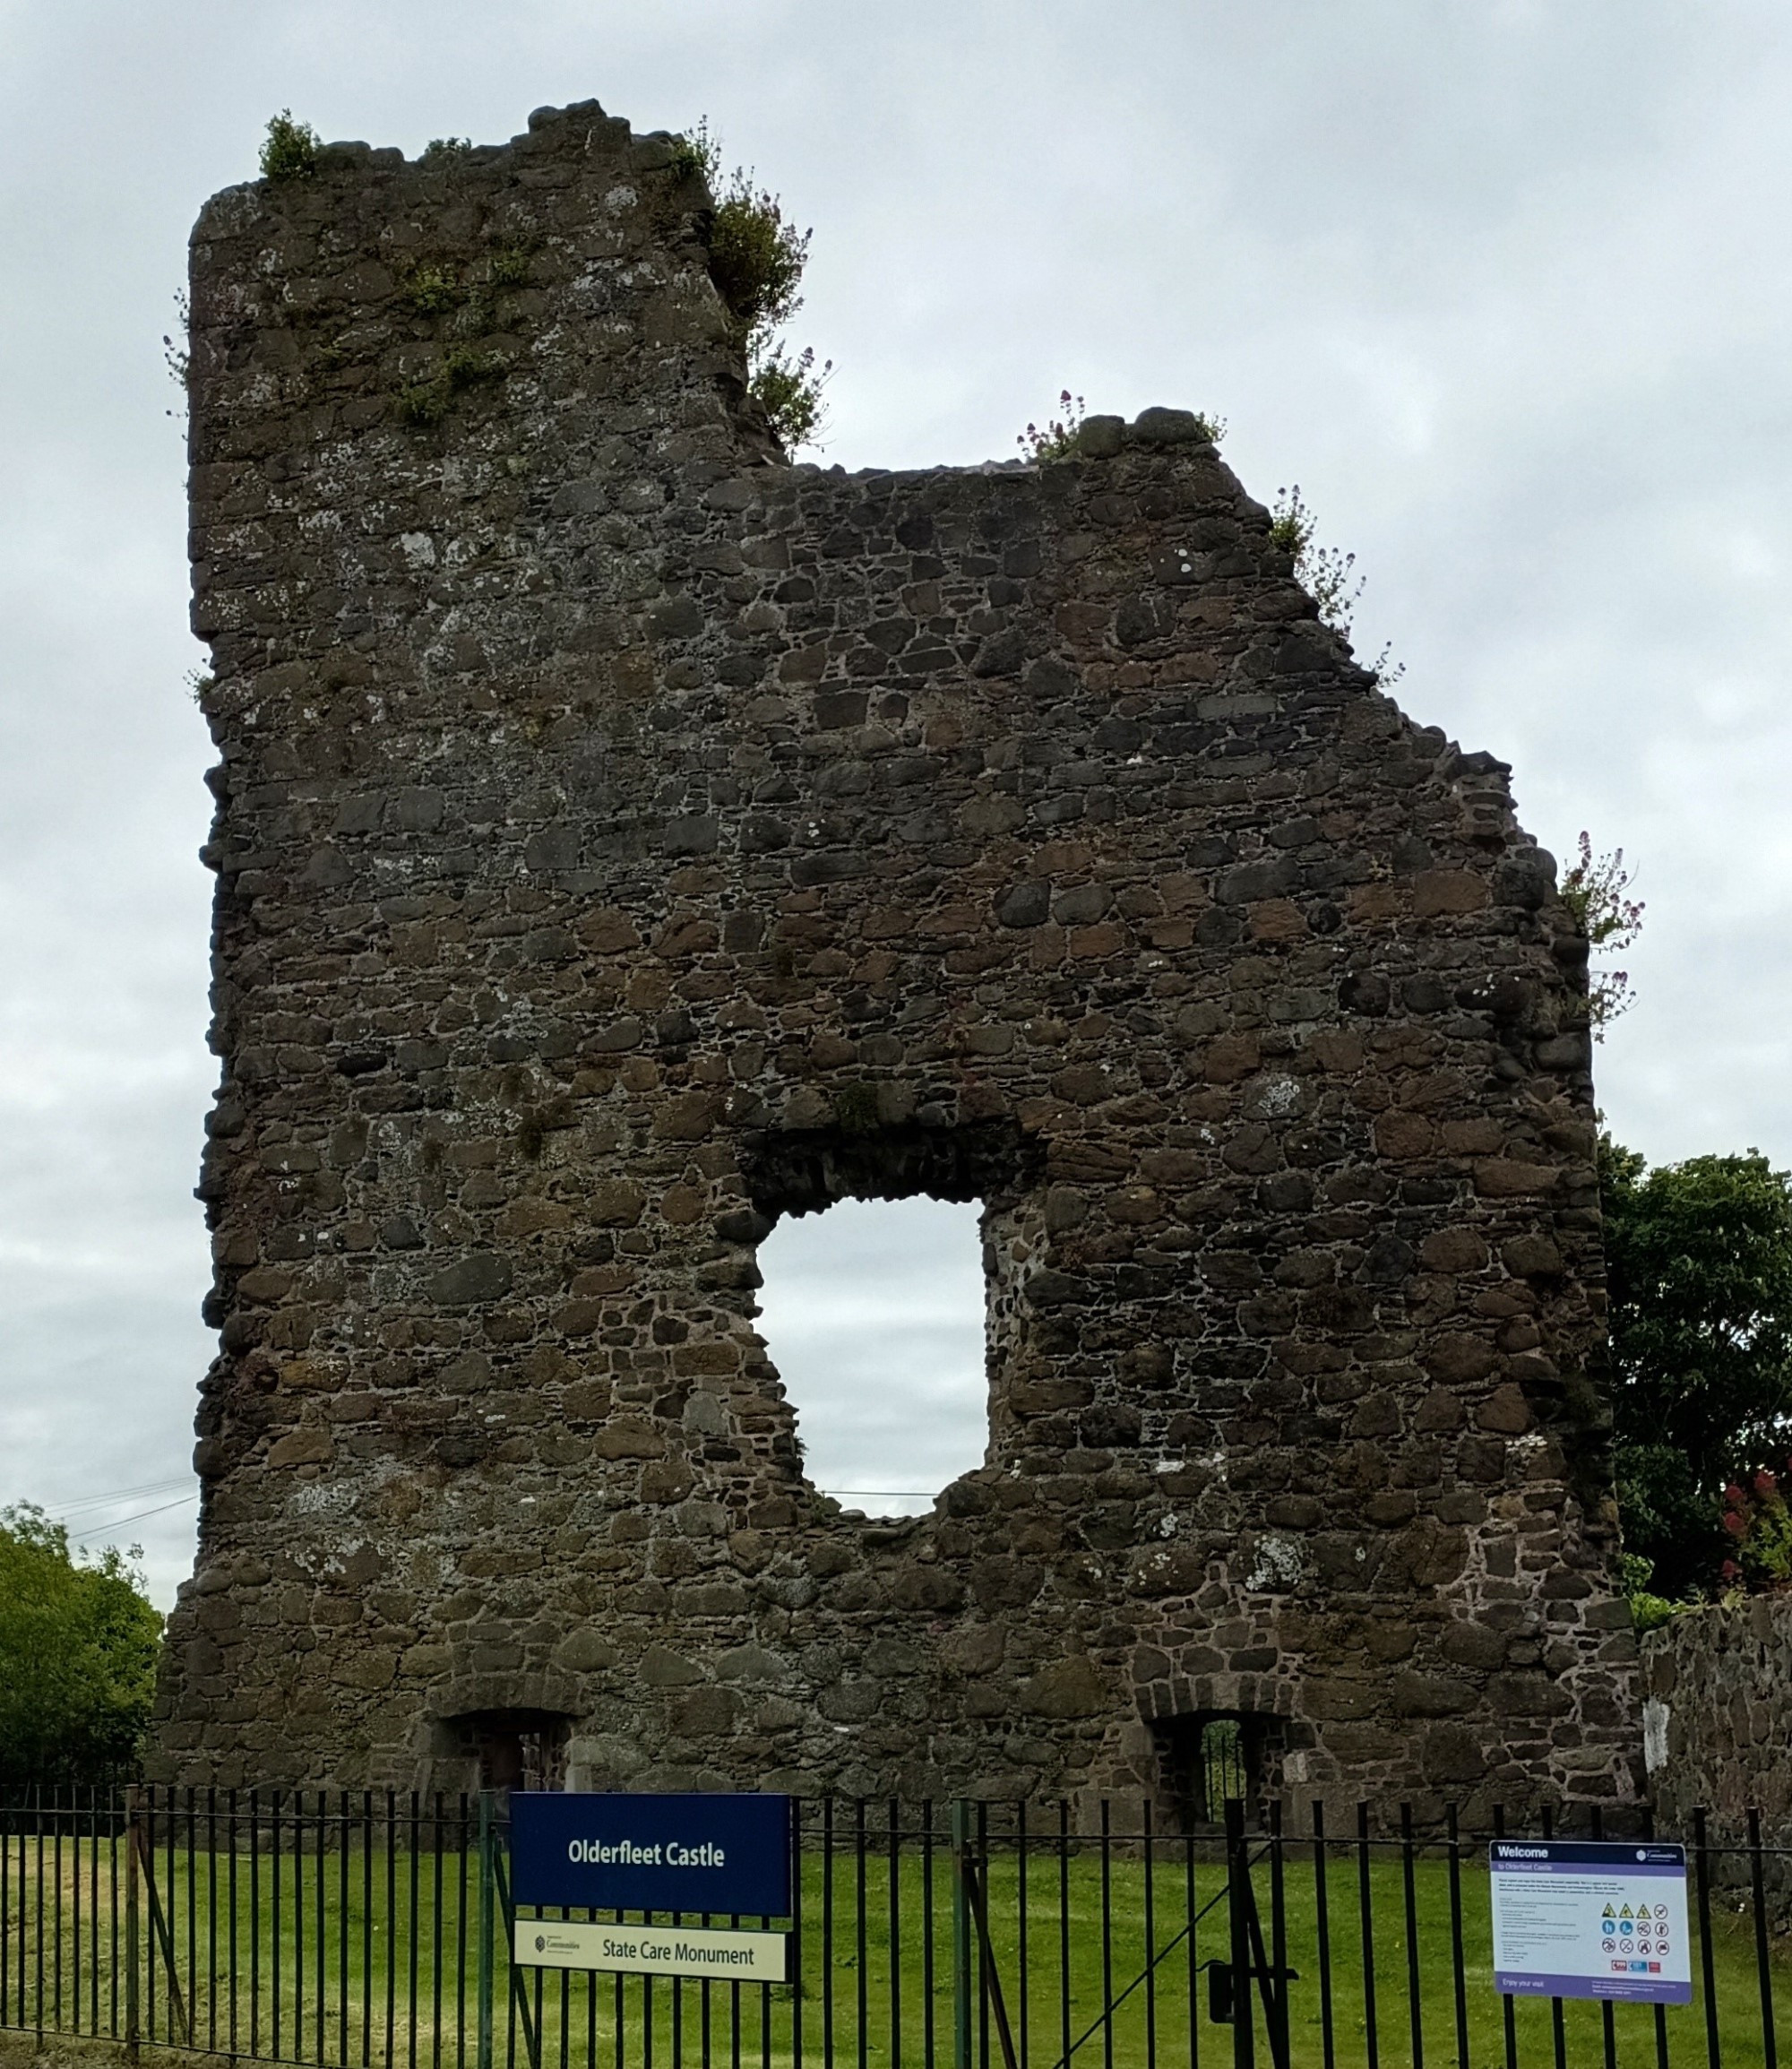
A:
[0,1505,162,1784]
[1602,1139,1792,1597]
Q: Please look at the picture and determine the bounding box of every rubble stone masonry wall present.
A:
[1641,1596,1792,1918]
[152,98,1643,1822]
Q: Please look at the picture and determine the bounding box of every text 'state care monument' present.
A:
[152,99,1644,1818]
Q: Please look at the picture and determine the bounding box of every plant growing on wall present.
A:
[1616,1553,1685,1632]
[1015,395,1227,461]
[162,291,190,392]
[1560,831,1644,1033]
[750,344,830,454]
[1017,392,1087,461]
[672,119,831,454]
[1266,484,1404,684]
[260,110,320,182]
[1270,484,1363,640]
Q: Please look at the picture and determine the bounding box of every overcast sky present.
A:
[3,0,1789,1602]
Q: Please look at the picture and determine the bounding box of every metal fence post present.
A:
[124,1785,141,2062]
[1748,1806,1779,2069]
[1225,1797,1255,2069]
[477,1790,495,2069]
[952,1799,973,2069]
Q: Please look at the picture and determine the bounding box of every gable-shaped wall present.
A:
[153,99,1642,1823]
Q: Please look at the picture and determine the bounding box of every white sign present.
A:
[1490,1840,1691,2005]
[513,1919,788,1982]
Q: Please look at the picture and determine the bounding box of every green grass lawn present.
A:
[2,1834,1786,2069]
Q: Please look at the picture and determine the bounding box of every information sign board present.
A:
[509,1793,791,1918]
[513,1920,787,1982]
[1490,1840,1691,2005]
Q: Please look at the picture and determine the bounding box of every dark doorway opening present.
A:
[444,1709,571,1792]
[1154,1712,1269,1832]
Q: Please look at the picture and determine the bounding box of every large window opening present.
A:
[754,1195,987,1517]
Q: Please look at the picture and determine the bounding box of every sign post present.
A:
[508,1793,793,1981]
[1490,1840,1692,2005]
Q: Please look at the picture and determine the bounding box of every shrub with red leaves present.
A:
[1719,1463,1792,1591]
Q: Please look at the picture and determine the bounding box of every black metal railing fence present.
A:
[1,1786,1788,2069]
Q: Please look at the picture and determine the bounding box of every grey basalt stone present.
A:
[1130,406,1207,445]
[1074,414,1125,459]
[151,94,1641,1829]
[429,1254,513,1306]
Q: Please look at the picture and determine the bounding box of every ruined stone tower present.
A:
[153,98,1642,1820]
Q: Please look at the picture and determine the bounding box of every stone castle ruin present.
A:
[153,98,1642,1821]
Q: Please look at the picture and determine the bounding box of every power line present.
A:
[67,1494,198,1542]
[36,1476,194,1517]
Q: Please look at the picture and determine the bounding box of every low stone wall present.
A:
[1641,1591,1792,1923]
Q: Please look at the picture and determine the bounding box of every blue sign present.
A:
[510,1794,792,1918]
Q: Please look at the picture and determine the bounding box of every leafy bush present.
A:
[675,120,809,335]
[752,344,832,453]
[260,110,320,183]
[1629,1591,1685,1634]
[0,1505,162,1785]
[1560,832,1644,1034]
[711,184,810,341]
[1616,1551,1685,1633]
[1720,1464,1792,1591]
[421,137,471,162]
[672,118,830,454]
[667,129,711,184]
